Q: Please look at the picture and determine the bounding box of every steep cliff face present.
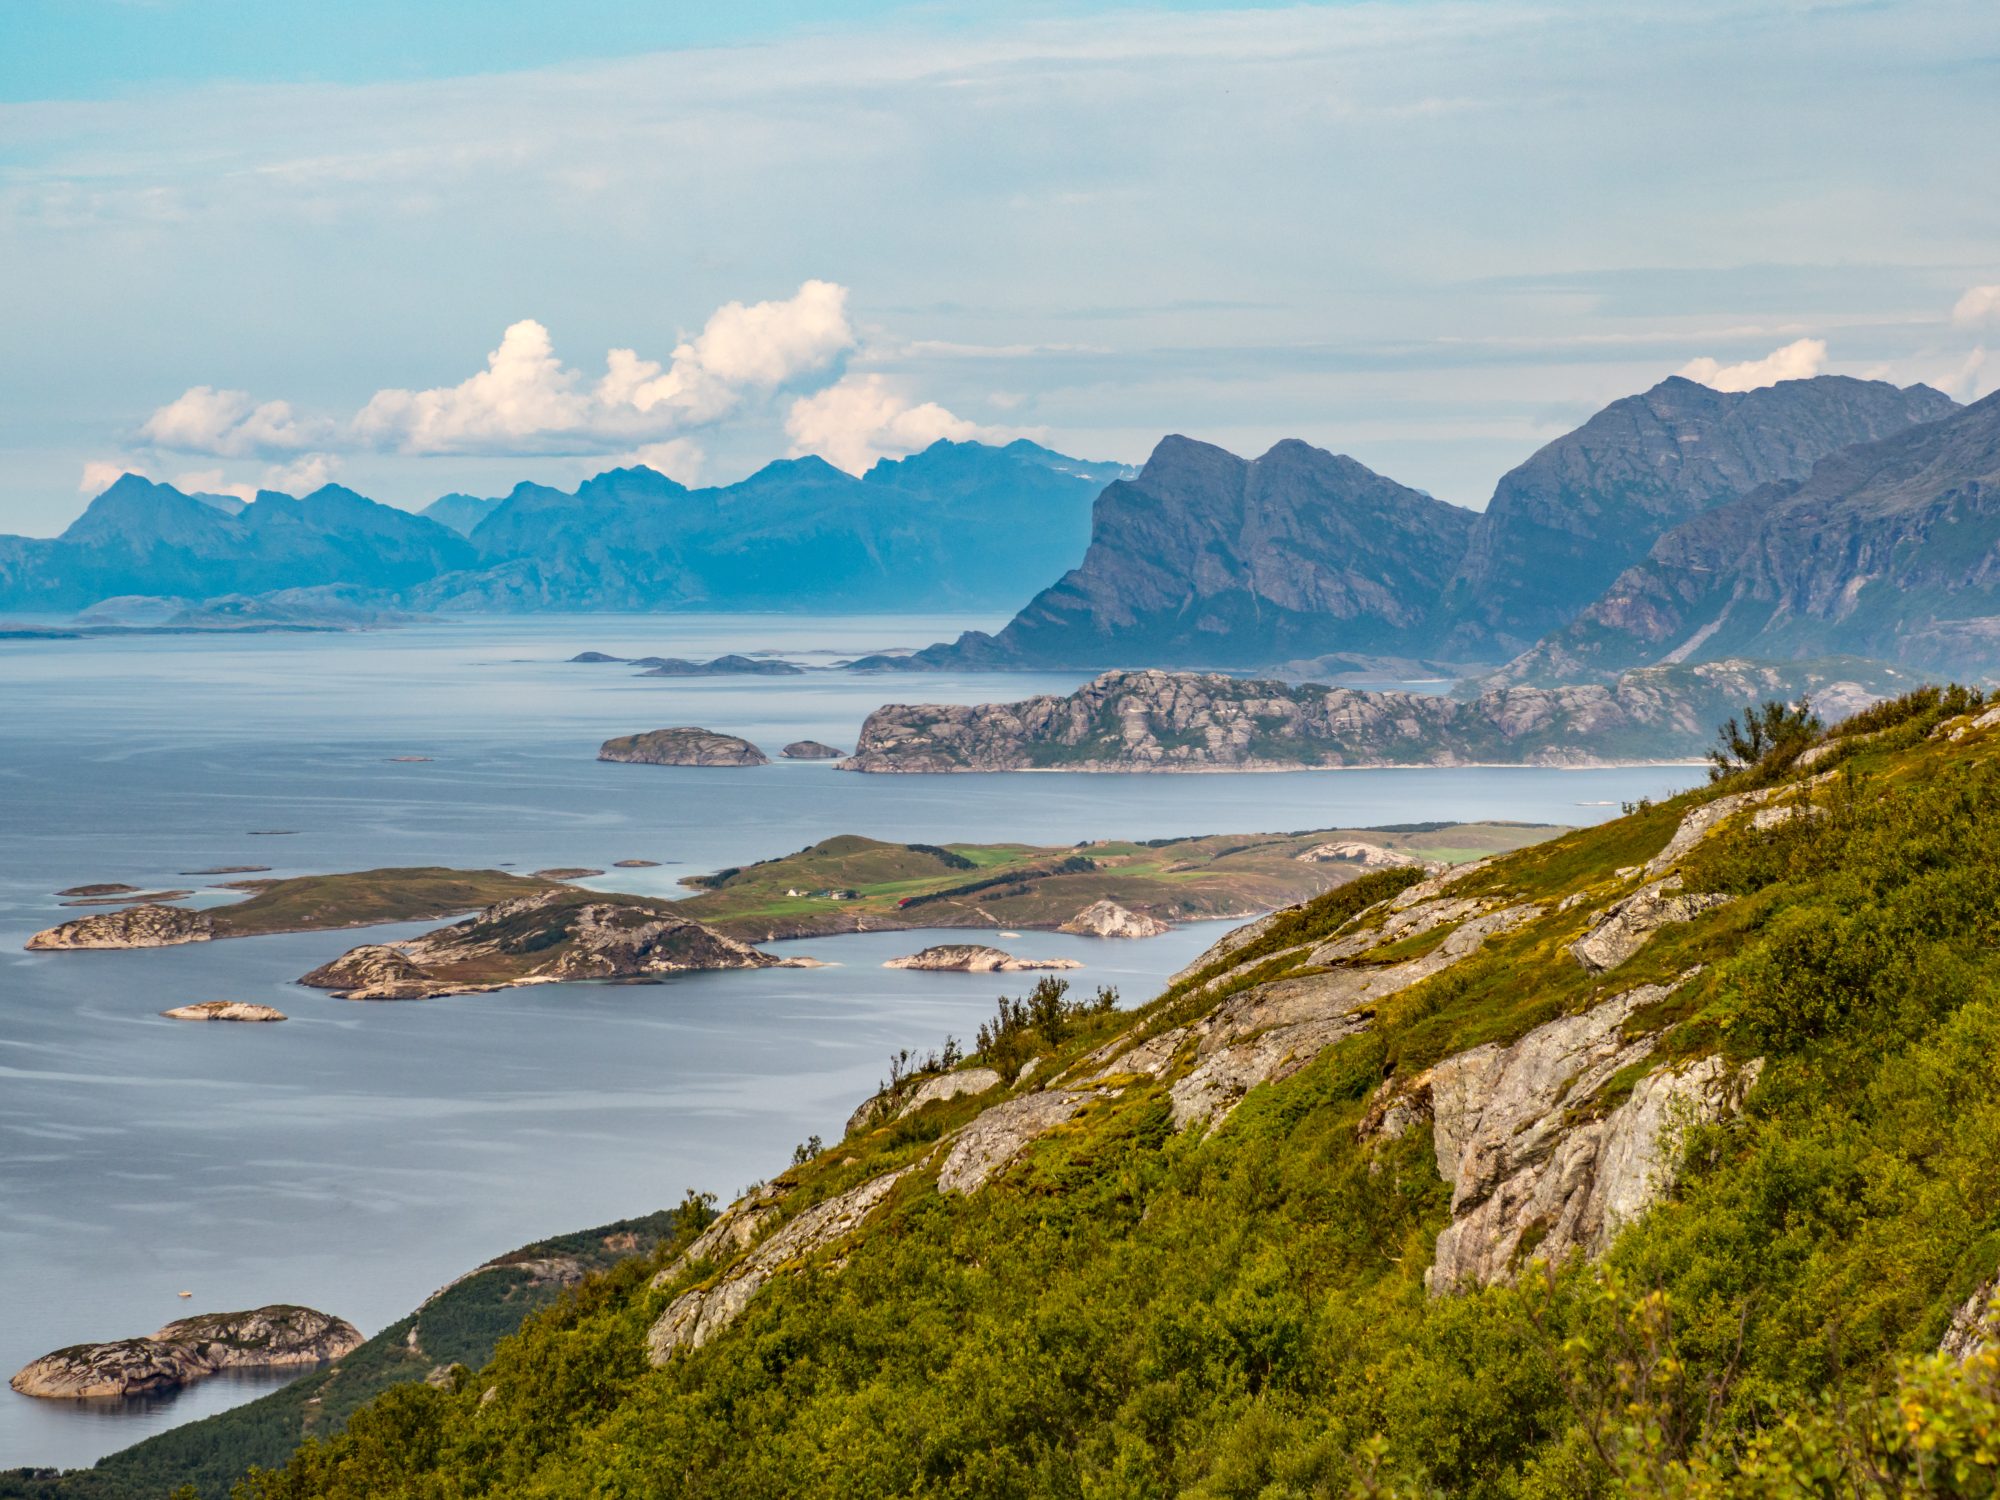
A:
[841,660,1910,771]
[1436,375,1956,659]
[1498,389,2000,683]
[894,436,1476,669]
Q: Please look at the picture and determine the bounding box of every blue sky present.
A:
[1,0,1996,533]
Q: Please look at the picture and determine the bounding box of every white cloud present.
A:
[615,440,705,486]
[355,282,854,455]
[140,385,323,456]
[263,453,339,494]
[1678,337,1828,392]
[1952,285,2000,329]
[784,374,1006,474]
[79,458,144,495]
[171,467,257,501]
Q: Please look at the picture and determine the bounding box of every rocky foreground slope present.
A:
[219,685,2000,1498]
[841,659,1910,771]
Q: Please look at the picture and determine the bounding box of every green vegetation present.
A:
[673,826,1554,941]
[38,690,2000,1499]
[0,1214,678,1500]
[205,868,555,938]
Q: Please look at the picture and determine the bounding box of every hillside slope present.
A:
[225,686,2000,1498]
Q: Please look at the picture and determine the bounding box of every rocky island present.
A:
[883,945,1082,973]
[840,660,1906,772]
[781,739,844,760]
[162,1000,287,1022]
[1057,899,1172,938]
[25,868,553,951]
[300,887,807,999]
[598,727,769,767]
[11,1306,361,1399]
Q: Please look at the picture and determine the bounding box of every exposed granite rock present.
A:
[646,1168,912,1362]
[1169,902,1544,1129]
[302,889,792,999]
[1642,789,1776,877]
[27,903,215,951]
[1941,1276,1999,1360]
[599,728,768,767]
[11,1306,361,1398]
[1426,986,1758,1291]
[1296,840,1432,868]
[161,1000,287,1022]
[841,664,1881,772]
[1569,878,1732,972]
[1058,900,1170,938]
[938,1090,1100,1195]
[896,1067,1005,1119]
[650,1187,788,1290]
[781,740,844,760]
[1077,1025,1190,1085]
[883,944,1081,973]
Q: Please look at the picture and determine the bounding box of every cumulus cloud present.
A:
[140,385,324,456]
[263,453,339,494]
[79,458,144,494]
[785,373,1007,474]
[1952,285,2000,328]
[355,281,853,455]
[1679,338,1828,392]
[615,440,705,485]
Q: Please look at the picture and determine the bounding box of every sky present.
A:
[1,0,1997,535]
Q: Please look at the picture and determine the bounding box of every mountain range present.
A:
[890,374,1959,674]
[0,440,1130,618]
[10,376,2000,685]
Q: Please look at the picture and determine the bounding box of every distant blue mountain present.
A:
[412,440,1130,612]
[419,493,503,536]
[0,441,1133,616]
[0,476,474,613]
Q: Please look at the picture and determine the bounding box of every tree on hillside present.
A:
[1708,698,1821,782]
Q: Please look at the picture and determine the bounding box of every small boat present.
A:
[177,1290,192,1298]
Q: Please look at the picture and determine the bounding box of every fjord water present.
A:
[0,616,1696,1470]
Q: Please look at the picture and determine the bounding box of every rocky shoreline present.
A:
[11,1306,361,1399]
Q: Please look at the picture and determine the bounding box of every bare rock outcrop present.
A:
[1297,840,1432,869]
[1641,789,1775,877]
[1169,902,1544,1129]
[11,1306,361,1398]
[646,1168,912,1362]
[1425,983,1758,1292]
[27,903,214,951]
[781,740,844,760]
[1058,900,1170,939]
[883,944,1080,973]
[937,1090,1101,1195]
[1569,878,1731,972]
[1941,1277,2000,1361]
[896,1067,1004,1119]
[161,1000,286,1022]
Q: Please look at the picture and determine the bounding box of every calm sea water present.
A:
[0,616,1699,1469]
